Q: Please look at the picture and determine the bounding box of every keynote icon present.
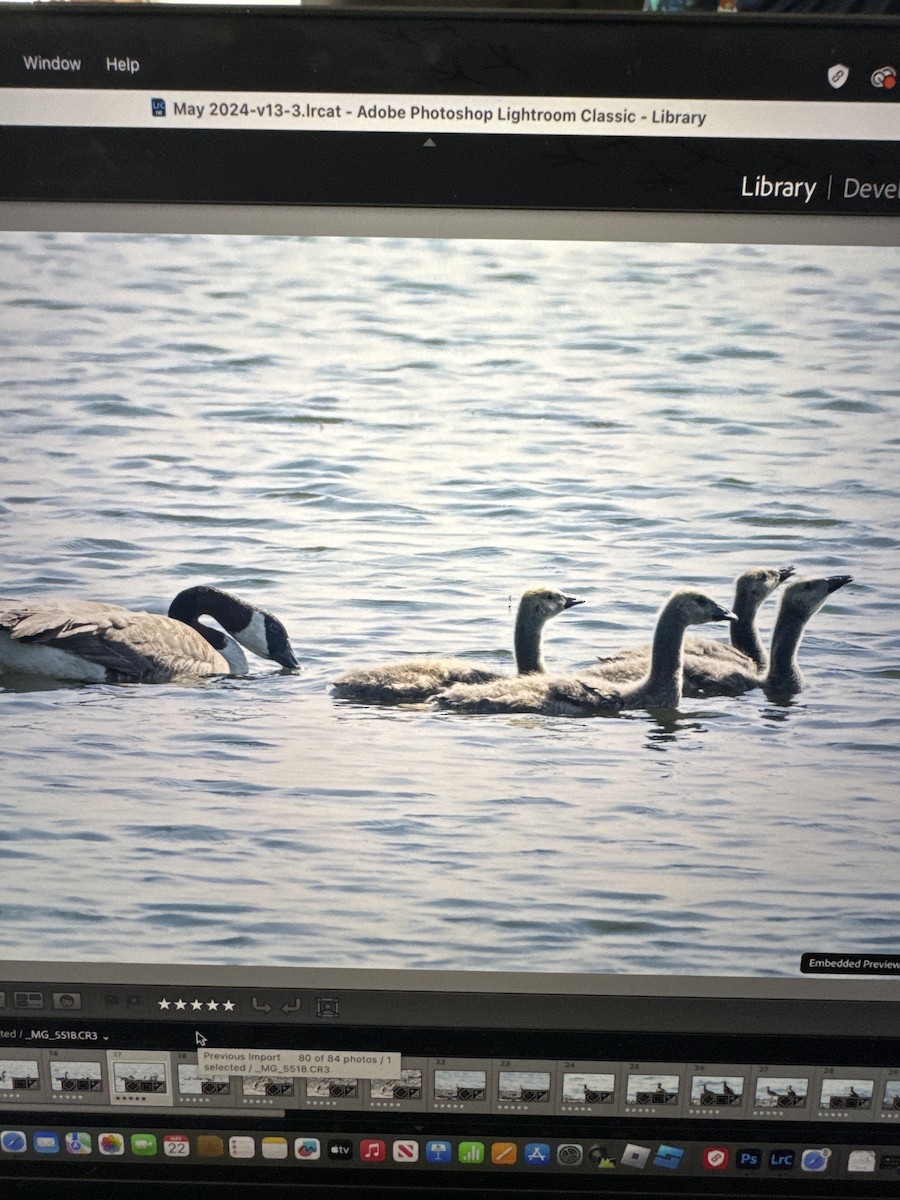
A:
[828,64,849,89]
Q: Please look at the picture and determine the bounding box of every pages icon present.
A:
[828,64,849,89]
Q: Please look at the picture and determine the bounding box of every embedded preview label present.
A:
[196,1048,401,1078]
[1,88,899,141]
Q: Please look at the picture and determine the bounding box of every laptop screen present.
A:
[1,5,899,1194]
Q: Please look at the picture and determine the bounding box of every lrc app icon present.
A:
[151,97,166,117]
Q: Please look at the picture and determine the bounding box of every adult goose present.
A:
[0,585,299,683]
[332,586,583,705]
[433,589,736,716]
[679,575,852,697]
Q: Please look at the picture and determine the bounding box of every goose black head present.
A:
[168,586,299,670]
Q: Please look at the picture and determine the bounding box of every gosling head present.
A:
[517,587,585,625]
[735,565,796,608]
[667,588,739,628]
[778,574,852,622]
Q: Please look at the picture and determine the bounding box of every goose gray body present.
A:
[584,566,793,696]
[433,589,736,716]
[0,586,298,683]
[332,586,583,705]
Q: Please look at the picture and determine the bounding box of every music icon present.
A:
[360,1139,386,1162]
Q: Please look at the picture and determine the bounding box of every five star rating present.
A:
[157,998,235,1012]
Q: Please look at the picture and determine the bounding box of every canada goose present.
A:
[0,585,299,683]
[587,566,793,687]
[433,589,736,716]
[682,575,852,697]
[331,586,584,704]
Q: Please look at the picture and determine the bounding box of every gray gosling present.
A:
[432,589,736,716]
[682,575,853,697]
[0,585,299,683]
[331,586,583,705]
[586,566,793,685]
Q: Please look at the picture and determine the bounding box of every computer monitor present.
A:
[1,5,899,1195]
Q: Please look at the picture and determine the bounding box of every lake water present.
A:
[1,232,898,976]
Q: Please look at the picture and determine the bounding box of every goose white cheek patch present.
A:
[237,610,271,660]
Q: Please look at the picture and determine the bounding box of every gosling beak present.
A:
[826,575,853,594]
[564,596,585,610]
[778,567,796,583]
[718,606,739,623]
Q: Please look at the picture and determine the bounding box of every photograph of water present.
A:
[1,232,898,976]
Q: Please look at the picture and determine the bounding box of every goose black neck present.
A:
[730,592,765,666]
[767,606,807,692]
[644,602,687,705]
[168,586,250,637]
[514,605,544,675]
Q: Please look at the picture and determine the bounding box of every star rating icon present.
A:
[158,996,235,1012]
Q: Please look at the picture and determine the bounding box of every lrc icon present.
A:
[151,98,166,117]
[769,1149,796,1170]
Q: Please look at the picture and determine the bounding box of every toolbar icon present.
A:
[871,66,896,89]
[524,1142,551,1166]
[392,1139,419,1163]
[703,1147,729,1170]
[458,1141,485,1165]
[492,1142,517,1165]
[828,64,849,89]
[655,1144,684,1170]
[847,1150,876,1172]
[801,1148,831,1172]
[557,1144,583,1166]
[426,1141,452,1163]
[622,1143,651,1169]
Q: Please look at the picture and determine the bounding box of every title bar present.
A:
[3,89,900,142]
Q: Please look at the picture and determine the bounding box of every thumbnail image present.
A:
[111,1061,167,1095]
[306,1077,359,1099]
[690,1075,744,1106]
[627,1074,680,1105]
[434,1070,487,1101]
[0,1060,40,1090]
[883,1082,900,1111]
[754,1077,808,1108]
[243,1076,293,1097]
[370,1070,423,1100]
[562,1073,616,1104]
[0,233,897,981]
[819,1078,872,1110]
[176,1063,230,1095]
[49,1061,103,1092]
[497,1071,552,1102]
